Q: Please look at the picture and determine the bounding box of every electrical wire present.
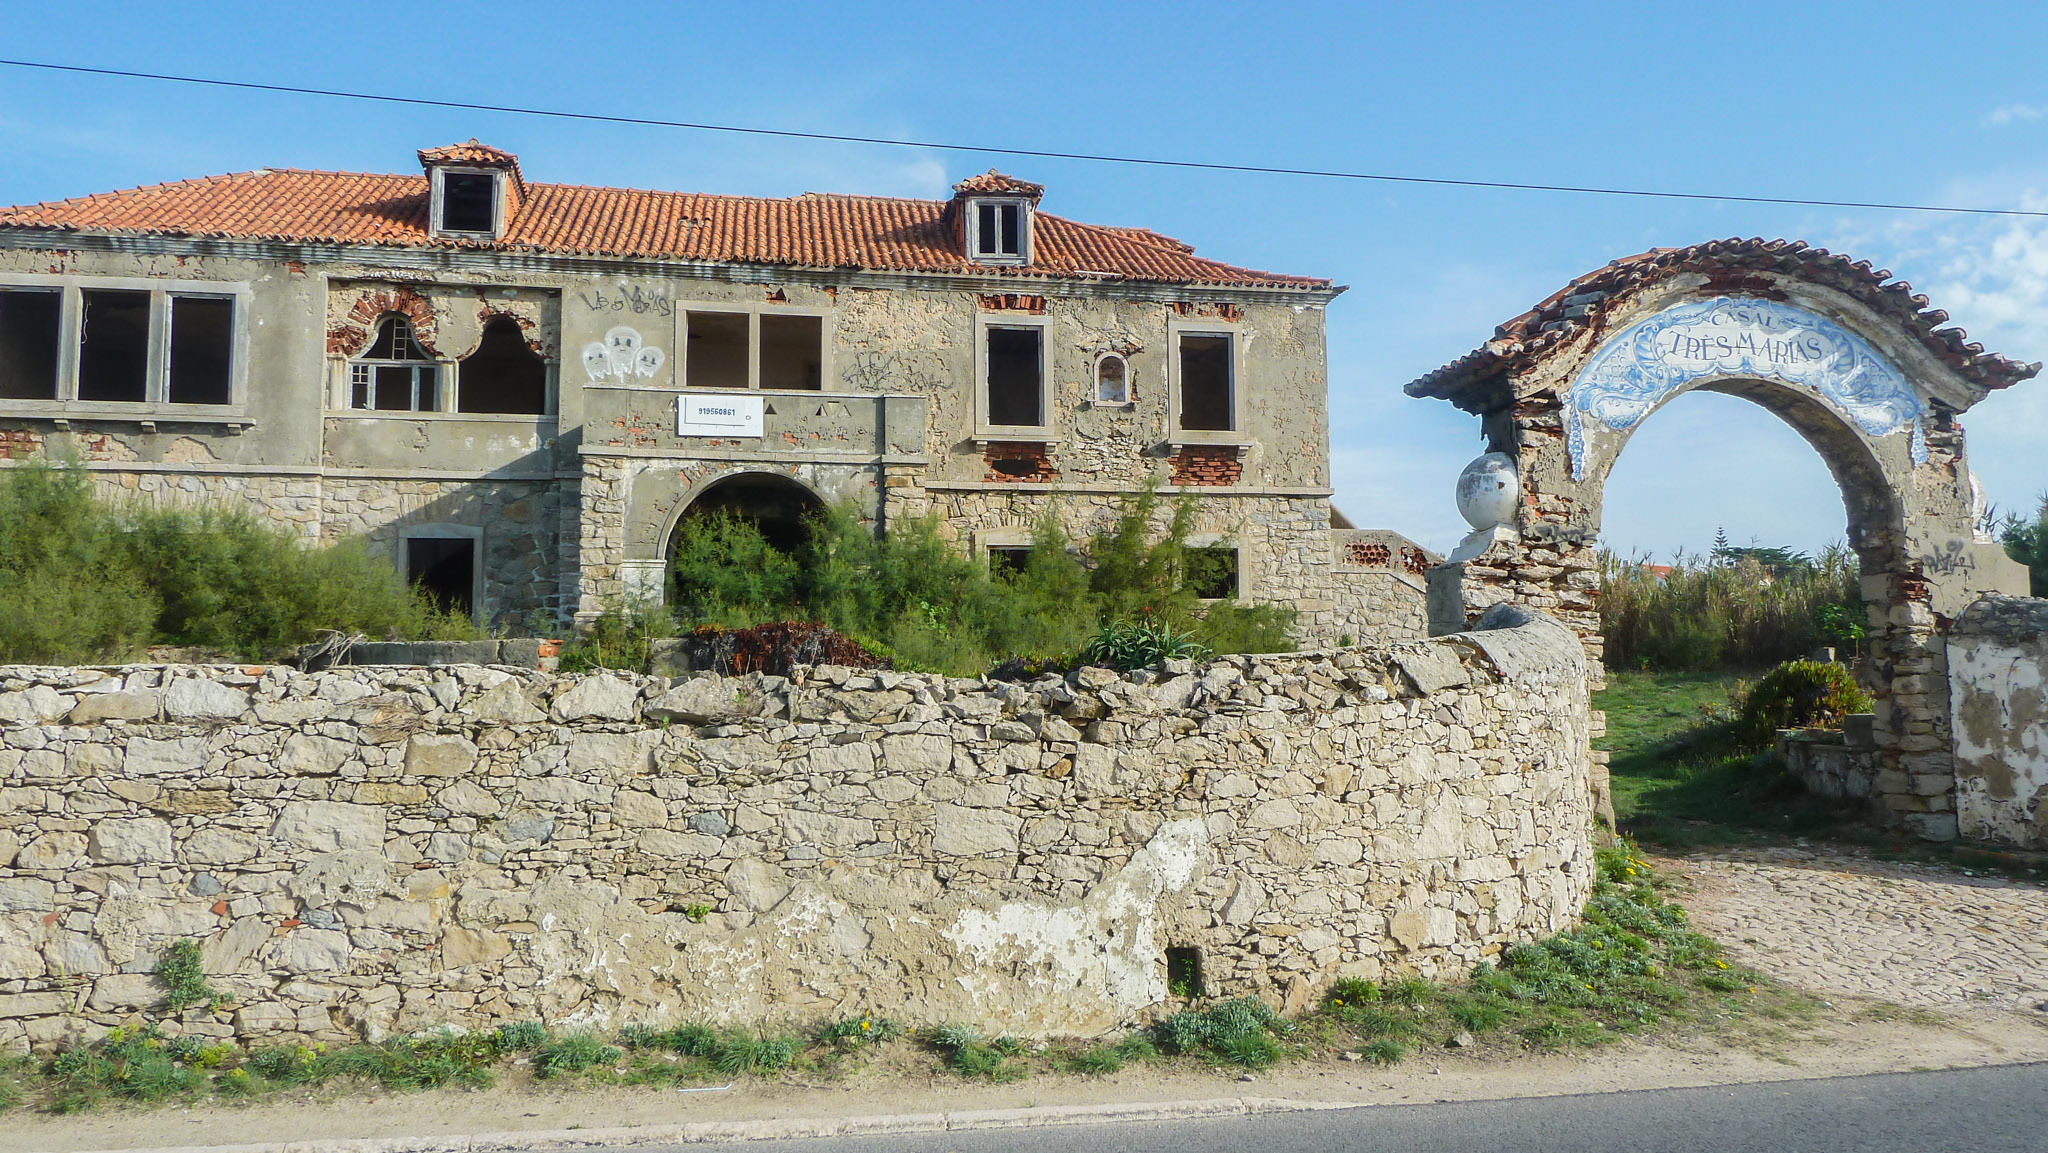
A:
[4,57,2045,219]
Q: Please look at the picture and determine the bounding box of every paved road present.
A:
[595,1063,2048,1153]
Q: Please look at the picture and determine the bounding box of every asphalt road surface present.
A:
[601,1063,2048,1153]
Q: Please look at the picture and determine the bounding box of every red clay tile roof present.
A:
[0,165,1329,291]
[951,170,1045,200]
[417,140,525,192]
[1406,238,2038,412]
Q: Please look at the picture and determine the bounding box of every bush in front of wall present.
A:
[1735,659,1873,748]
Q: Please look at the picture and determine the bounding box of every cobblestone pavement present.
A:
[1667,847,2048,1012]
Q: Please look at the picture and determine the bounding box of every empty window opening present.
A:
[988,545,1032,578]
[1166,947,1204,998]
[759,314,823,391]
[986,326,1043,427]
[439,172,497,234]
[1178,333,1234,431]
[458,316,547,414]
[351,316,439,411]
[974,201,1024,260]
[1186,546,1239,599]
[406,536,475,617]
[78,289,151,402]
[686,311,749,388]
[1095,353,1129,405]
[0,289,61,400]
[167,295,233,405]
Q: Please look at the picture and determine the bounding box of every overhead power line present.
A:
[5,57,2046,219]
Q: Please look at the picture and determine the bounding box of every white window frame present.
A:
[973,312,1054,441]
[676,304,833,391]
[965,197,1032,266]
[1167,320,1250,447]
[1093,351,1132,406]
[347,315,444,413]
[429,167,504,239]
[0,272,250,421]
[401,524,485,624]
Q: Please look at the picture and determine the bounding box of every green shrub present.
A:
[1599,545,1863,672]
[1735,660,1872,747]
[1080,617,1210,671]
[491,1021,549,1053]
[153,939,226,1013]
[1152,997,1291,1067]
[0,459,476,663]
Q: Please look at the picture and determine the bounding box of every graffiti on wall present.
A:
[1565,296,1926,478]
[582,326,667,385]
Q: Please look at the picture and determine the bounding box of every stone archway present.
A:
[667,470,826,556]
[1407,239,2039,840]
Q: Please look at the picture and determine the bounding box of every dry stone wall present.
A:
[0,612,1593,1053]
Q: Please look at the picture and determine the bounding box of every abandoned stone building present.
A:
[0,142,1429,640]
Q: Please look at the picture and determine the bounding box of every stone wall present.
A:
[1947,595,2048,848]
[0,611,1593,1053]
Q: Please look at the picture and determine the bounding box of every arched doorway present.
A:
[1407,239,2038,841]
[666,470,825,561]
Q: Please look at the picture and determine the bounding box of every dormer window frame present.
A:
[965,197,1033,266]
[429,165,505,240]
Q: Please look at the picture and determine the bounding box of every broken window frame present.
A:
[428,167,503,239]
[676,304,831,392]
[964,198,1031,266]
[973,313,1054,440]
[0,286,63,401]
[1167,321,1248,444]
[456,314,553,416]
[0,274,248,418]
[348,315,442,413]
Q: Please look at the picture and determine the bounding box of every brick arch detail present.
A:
[327,286,441,358]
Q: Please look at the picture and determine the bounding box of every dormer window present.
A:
[419,140,524,241]
[970,200,1028,263]
[433,169,500,237]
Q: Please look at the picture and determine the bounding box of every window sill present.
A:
[328,411,557,423]
[0,401,253,429]
[972,428,1059,449]
[1165,434,1254,457]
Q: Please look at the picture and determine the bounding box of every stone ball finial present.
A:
[1456,452,1519,531]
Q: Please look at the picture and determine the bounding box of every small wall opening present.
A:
[988,545,1032,578]
[686,311,748,389]
[1186,545,1240,599]
[458,316,548,414]
[1166,947,1204,997]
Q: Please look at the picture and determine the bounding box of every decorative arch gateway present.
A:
[1406,239,2039,841]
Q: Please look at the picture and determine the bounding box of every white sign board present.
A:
[676,393,764,438]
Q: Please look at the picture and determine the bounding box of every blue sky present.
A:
[3,1,2045,557]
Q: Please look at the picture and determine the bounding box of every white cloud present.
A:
[1986,103,2047,127]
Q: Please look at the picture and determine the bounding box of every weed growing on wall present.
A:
[152,940,226,1013]
[0,459,476,664]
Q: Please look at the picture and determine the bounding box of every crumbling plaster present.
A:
[1948,595,2048,848]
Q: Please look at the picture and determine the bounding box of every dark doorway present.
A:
[677,473,826,555]
[407,536,476,618]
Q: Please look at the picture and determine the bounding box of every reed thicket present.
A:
[1598,545,1864,672]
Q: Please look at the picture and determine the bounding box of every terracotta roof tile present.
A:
[1405,238,2038,410]
[951,170,1045,200]
[0,165,1329,291]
